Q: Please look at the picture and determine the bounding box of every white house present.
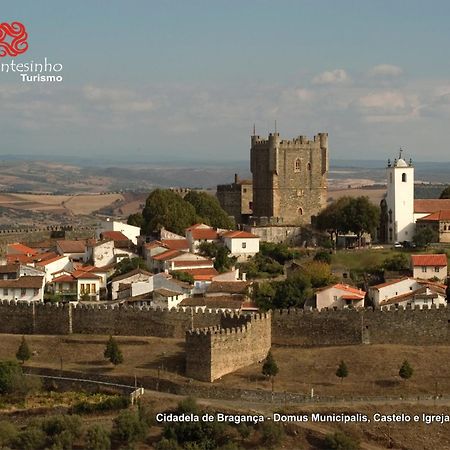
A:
[0,276,45,302]
[411,254,448,282]
[97,219,140,245]
[369,277,447,307]
[35,255,71,283]
[111,268,153,300]
[152,288,187,309]
[221,230,260,260]
[50,270,102,301]
[315,284,366,310]
[385,151,415,243]
[185,224,220,253]
[56,240,87,261]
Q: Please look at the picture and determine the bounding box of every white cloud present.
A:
[357,91,407,112]
[368,64,403,77]
[312,69,350,85]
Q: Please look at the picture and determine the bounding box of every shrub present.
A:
[399,360,414,380]
[85,425,111,450]
[71,395,130,414]
[111,410,147,445]
[325,431,360,450]
[336,360,348,382]
[104,336,124,366]
[314,251,332,264]
[0,420,18,447]
[260,421,284,447]
[156,438,182,450]
[16,336,31,364]
[12,427,46,450]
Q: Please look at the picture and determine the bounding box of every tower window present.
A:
[402,173,407,182]
[298,207,303,216]
[294,158,301,172]
[307,162,312,171]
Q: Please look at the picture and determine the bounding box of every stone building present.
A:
[216,174,253,224]
[250,131,328,226]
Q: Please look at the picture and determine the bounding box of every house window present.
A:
[80,284,85,294]
[333,296,338,301]
[91,284,96,293]
[294,158,301,172]
[421,267,427,273]
[242,242,247,249]
[243,188,247,193]
[249,201,253,209]
[402,173,407,182]
[85,284,91,294]
[3,288,8,296]
[435,267,440,272]
[34,288,39,296]
[21,288,26,297]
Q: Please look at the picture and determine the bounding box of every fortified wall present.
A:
[185,312,271,382]
[272,305,450,346]
[0,301,221,338]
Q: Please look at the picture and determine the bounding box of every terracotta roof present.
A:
[414,199,450,214]
[35,255,67,267]
[7,254,34,264]
[111,268,153,283]
[411,254,447,267]
[0,276,44,288]
[27,239,55,249]
[416,279,447,291]
[100,231,130,241]
[0,263,19,274]
[341,294,365,301]
[172,259,213,268]
[371,277,412,290]
[144,241,167,250]
[175,267,218,281]
[51,274,76,283]
[152,249,184,261]
[72,270,101,280]
[379,286,443,306]
[56,240,86,253]
[161,239,190,250]
[221,230,258,239]
[206,281,250,294]
[78,265,110,273]
[186,224,219,240]
[154,288,181,297]
[7,243,37,256]
[417,210,450,221]
[316,283,365,298]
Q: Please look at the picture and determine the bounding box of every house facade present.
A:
[315,284,365,310]
[411,254,448,282]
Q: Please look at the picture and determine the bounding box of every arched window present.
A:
[298,207,303,216]
[307,162,312,171]
[402,173,407,182]
[294,158,301,172]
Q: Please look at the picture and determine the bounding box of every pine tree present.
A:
[104,336,123,366]
[16,336,31,364]
[399,360,413,380]
[335,360,348,382]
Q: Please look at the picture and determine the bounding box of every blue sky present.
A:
[1,0,450,162]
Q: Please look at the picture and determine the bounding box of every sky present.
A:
[1,0,450,163]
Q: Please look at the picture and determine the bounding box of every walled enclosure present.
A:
[186,312,271,382]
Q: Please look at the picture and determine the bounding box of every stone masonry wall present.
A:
[185,313,271,382]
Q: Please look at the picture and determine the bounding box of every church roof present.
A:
[417,210,450,221]
[414,199,450,214]
[396,158,408,167]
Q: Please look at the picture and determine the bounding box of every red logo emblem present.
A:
[0,22,28,57]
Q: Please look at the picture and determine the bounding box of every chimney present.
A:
[234,173,239,184]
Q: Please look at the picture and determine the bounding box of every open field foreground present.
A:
[1,334,450,399]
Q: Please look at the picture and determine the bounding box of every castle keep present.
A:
[250,132,329,225]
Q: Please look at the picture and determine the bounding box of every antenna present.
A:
[274,120,277,134]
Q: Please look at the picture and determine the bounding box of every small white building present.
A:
[56,240,87,261]
[98,219,140,245]
[315,284,366,310]
[111,268,153,300]
[50,270,102,301]
[35,255,71,283]
[221,230,260,260]
[185,223,220,253]
[411,254,448,282]
[152,288,187,309]
[0,276,45,302]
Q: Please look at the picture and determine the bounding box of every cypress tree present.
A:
[16,336,31,364]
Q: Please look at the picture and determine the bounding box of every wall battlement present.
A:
[185,312,272,382]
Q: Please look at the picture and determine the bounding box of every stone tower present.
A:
[385,150,415,243]
[250,131,328,225]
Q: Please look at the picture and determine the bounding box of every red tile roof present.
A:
[6,254,34,264]
[172,259,213,268]
[56,240,86,253]
[186,224,219,240]
[161,239,190,250]
[417,210,450,221]
[0,276,44,288]
[72,270,101,280]
[316,283,365,298]
[411,254,447,267]
[7,243,37,256]
[175,267,218,281]
[414,199,450,214]
[35,255,67,266]
[221,230,258,239]
[100,231,130,241]
[152,249,184,261]
[51,274,76,283]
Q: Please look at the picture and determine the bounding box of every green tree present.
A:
[383,253,409,271]
[260,242,300,264]
[314,250,332,264]
[16,336,31,364]
[341,197,380,246]
[273,274,313,309]
[439,186,450,199]
[0,360,24,394]
[184,191,234,230]
[325,431,360,450]
[336,360,348,382]
[252,281,276,311]
[170,271,194,284]
[262,351,279,393]
[413,227,439,248]
[156,438,182,450]
[399,360,413,380]
[127,212,144,228]
[142,189,197,235]
[85,425,111,450]
[298,261,335,288]
[104,336,123,366]
[111,410,147,446]
[214,246,235,273]
[0,420,18,447]
[12,427,46,450]
[110,257,150,279]
[260,421,284,448]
